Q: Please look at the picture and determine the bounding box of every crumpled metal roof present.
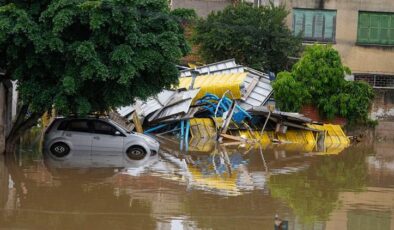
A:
[179,60,273,110]
[118,60,273,126]
[147,89,200,123]
[180,59,240,77]
[178,72,247,99]
[118,89,201,124]
[238,72,273,111]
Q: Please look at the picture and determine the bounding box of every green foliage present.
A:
[273,45,374,124]
[170,8,197,24]
[0,0,188,115]
[272,71,310,112]
[193,3,301,72]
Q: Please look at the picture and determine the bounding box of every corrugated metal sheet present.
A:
[179,60,273,110]
[117,106,135,118]
[139,90,174,117]
[177,73,247,99]
[238,73,273,110]
[118,89,200,123]
[147,88,200,123]
[180,59,241,77]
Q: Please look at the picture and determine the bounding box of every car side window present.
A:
[66,120,90,133]
[57,121,68,130]
[93,121,118,135]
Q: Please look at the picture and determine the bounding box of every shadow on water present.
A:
[0,128,393,229]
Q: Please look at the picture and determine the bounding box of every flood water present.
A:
[0,130,393,229]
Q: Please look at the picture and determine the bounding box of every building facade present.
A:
[281,0,394,121]
[173,0,394,89]
[171,0,232,17]
[281,0,394,89]
[173,0,394,121]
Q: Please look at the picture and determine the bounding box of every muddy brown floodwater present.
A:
[0,130,393,230]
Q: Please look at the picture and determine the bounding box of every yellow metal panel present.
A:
[188,166,238,192]
[177,73,248,99]
[189,118,221,139]
[306,124,349,146]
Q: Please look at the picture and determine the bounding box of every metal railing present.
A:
[354,74,394,89]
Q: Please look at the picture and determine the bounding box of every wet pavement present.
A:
[0,131,393,229]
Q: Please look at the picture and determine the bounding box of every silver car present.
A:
[43,118,160,160]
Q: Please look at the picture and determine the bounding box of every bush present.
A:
[272,72,310,112]
[273,45,374,124]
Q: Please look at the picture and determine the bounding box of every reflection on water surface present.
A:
[0,131,393,229]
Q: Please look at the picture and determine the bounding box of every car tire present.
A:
[50,142,70,158]
[126,146,147,160]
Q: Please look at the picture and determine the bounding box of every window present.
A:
[66,120,90,133]
[93,121,118,135]
[293,9,337,42]
[57,120,69,131]
[357,11,394,45]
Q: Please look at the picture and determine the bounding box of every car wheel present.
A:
[50,142,70,158]
[126,146,147,160]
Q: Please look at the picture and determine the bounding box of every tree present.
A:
[273,44,374,124]
[272,71,310,112]
[169,8,202,65]
[193,3,301,72]
[0,0,189,153]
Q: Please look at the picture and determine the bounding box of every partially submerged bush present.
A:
[273,45,374,124]
[272,71,310,112]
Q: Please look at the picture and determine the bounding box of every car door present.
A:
[91,120,124,158]
[62,119,93,154]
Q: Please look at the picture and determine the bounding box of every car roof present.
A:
[54,117,112,122]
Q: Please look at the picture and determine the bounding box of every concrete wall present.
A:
[282,0,394,75]
[0,80,18,153]
[0,155,8,208]
[171,0,231,17]
[0,82,6,153]
[371,89,394,121]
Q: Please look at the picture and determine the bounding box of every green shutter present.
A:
[358,11,394,45]
[370,14,380,42]
[293,11,304,36]
[389,15,394,44]
[293,9,336,42]
[358,13,370,43]
[304,11,314,38]
[380,15,389,44]
[324,14,335,40]
[313,13,324,39]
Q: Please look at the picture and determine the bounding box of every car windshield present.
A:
[109,120,133,134]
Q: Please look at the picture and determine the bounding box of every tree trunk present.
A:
[4,105,43,155]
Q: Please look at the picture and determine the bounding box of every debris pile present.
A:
[116,59,350,153]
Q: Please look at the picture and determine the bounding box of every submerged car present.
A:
[44,117,160,160]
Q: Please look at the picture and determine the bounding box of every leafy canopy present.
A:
[193,3,301,72]
[273,45,374,124]
[272,71,310,112]
[0,0,188,115]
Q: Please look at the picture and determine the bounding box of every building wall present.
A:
[0,82,6,153]
[0,80,18,154]
[282,0,394,76]
[371,89,394,121]
[171,0,231,17]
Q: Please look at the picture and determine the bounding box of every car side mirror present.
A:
[114,131,122,136]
